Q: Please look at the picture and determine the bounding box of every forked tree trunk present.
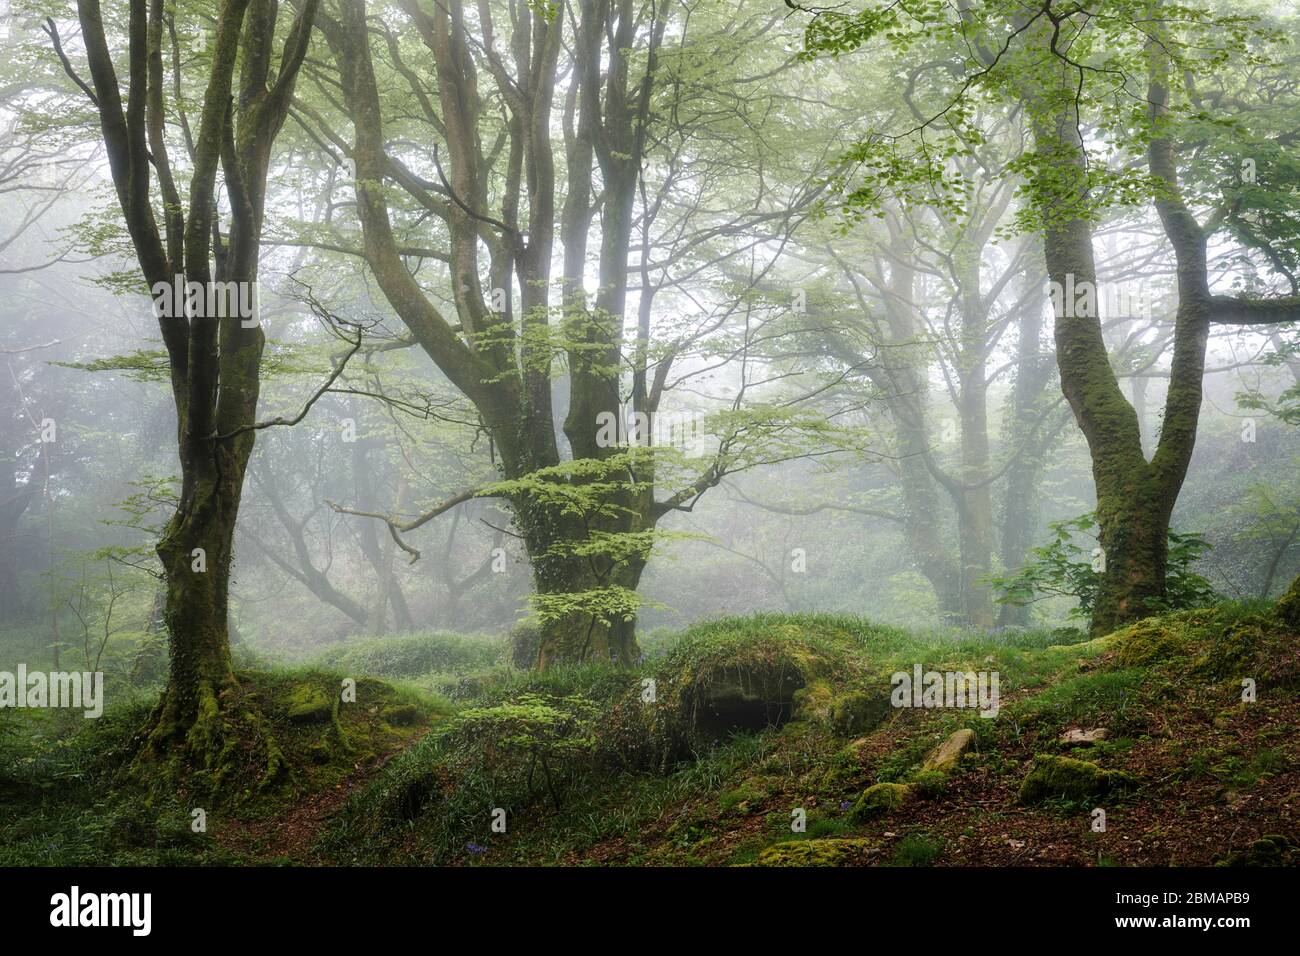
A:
[1028,21,1189,635]
[75,0,317,762]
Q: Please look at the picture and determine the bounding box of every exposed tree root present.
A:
[128,676,295,805]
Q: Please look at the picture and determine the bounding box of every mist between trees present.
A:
[0,0,1298,757]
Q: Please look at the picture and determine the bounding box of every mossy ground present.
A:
[4,595,1298,866]
[0,667,447,865]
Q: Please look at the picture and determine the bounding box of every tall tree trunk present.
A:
[1034,137,1170,633]
[0,457,37,622]
[515,480,649,666]
[836,231,965,623]
[998,257,1057,627]
[350,441,413,632]
[152,477,242,745]
[892,411,964,624]
[326,0,750,668]
[76,0,318,762]
[1027,26,1175,634]
[955,374,995,628]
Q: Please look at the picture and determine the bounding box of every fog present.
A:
[3,102,1294,664]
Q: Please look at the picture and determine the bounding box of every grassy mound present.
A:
[309,631,505,683]
[316,589,1299,866]
[313,614,1101,864]
[0,667,448,865]
[1112,601,1299,688]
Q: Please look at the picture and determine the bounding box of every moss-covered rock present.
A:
[380,704,423,727]
[1275,575,1300,631]
[752,838,877,867]
[285,685,332,724]
[1220,834,1298,867]
[1017,753,1137,804]
[1115,617,1186,668]
[850,782,914,821]
[829,690,891,736]
[921,727,976,773]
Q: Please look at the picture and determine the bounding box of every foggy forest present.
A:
[2,0,1299,883]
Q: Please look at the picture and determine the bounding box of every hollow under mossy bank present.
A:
[316,591,1300,867]
[312,613,1102,864]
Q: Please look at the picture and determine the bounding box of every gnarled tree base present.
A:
[129,675,293,802]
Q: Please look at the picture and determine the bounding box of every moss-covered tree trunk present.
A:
[1087,457,1174,633]
[1025,32,1158,633]
[74,0,317,764]
[150,482,242,750]
[512,467,650,665]
[1035,129,1173,633]
[1027,21,1196,635]
[530,553,646,666]
[1015,6,1300,634]
[325,0,689,668]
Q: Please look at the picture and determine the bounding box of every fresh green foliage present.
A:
[456,693,600,810]
[989,512,1218,619]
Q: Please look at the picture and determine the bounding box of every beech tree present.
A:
[59,0,318,761]
[308,0,833,664]
[795,0,1300,633]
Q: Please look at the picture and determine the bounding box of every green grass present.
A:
[307,630,505,680]
[0,693,230,866]
[5,593,1297,868]
[1007,668,1148,731]
[1225,747,1291,788]
[312,612,1088,863]
[0,662,450,865]
[886,832,943,866]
